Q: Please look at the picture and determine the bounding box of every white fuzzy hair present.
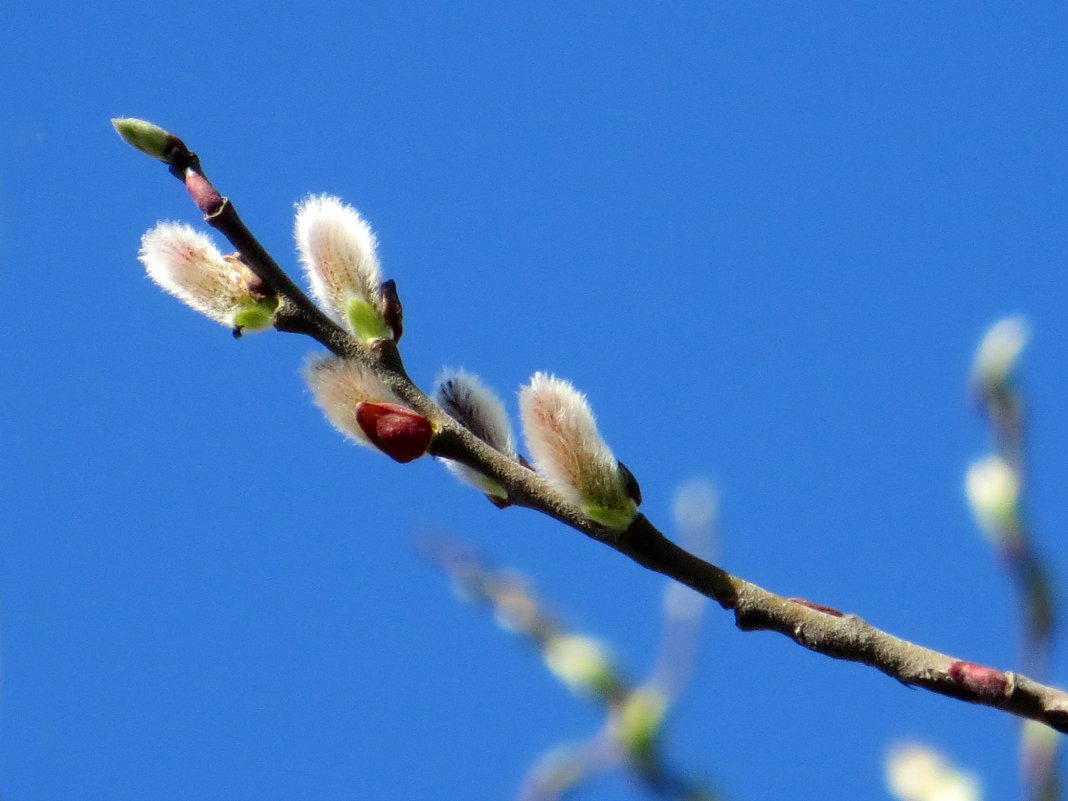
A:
[304,356,401,449]
[434,368,516,456]
[519,372,631,519]
[139,222,254,326]
[434,368,517,498]
[294,195,381,325]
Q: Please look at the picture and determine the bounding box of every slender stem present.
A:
[130,127,1068,736]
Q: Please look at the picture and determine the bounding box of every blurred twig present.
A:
[968,318,1059,801]
[419,479,722,800]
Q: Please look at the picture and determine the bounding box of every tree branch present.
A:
[117,119,1068,734]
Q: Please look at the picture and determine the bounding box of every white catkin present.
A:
[434,369,517,499]
[519,372,630,516]
[294,194,382,323]
[139,222,256,326]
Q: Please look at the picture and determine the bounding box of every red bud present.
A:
[184,169,225,216]
[356,402,433,463]
[948,660,1008,698]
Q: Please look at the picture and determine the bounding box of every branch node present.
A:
[948,659,1010,699]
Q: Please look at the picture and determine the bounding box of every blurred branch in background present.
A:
[418,479,721,801]
[966,317,1060,801]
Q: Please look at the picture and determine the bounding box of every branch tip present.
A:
[112,117,175,161]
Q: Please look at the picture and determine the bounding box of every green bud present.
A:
[112,117,172,160]
[583,501,638,532]
[232,297,279,332]
[346,296,393,343]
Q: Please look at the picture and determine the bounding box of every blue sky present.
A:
[2,3,1067,799]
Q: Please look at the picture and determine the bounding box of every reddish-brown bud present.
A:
[788,598,845,617]
[355,402,433,463]
[948,660,1009,698]
[184,169,225,216]
[379,279,404,343]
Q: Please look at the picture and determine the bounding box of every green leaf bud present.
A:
[112,117,172,160]
[346,296,393,344]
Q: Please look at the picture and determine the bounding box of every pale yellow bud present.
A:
[965,455,1020,544]
[543,634,620,698]
[886,743,981,801]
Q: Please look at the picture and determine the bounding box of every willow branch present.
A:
[118,120,1068,735]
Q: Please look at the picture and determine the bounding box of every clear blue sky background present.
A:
[2,3,1067,800]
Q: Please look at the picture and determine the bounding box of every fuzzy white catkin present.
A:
[434,369,517,498]
[435,369,516,456]
[304,356,402,448]
[139,222,256,326]
[294,195,381,323]
[519,372,634,527]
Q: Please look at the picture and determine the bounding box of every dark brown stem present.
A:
[162,138,347,355]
